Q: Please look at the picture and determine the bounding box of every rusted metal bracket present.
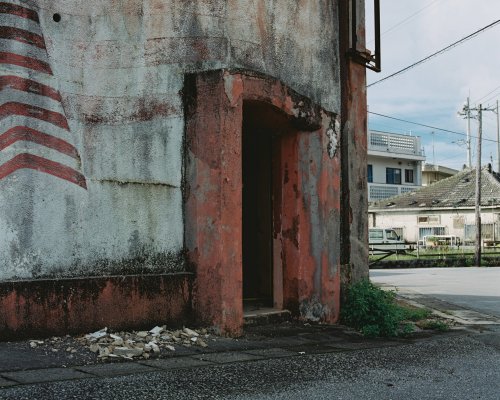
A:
[349,0,381,72]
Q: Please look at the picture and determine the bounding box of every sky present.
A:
[365,0,500,171]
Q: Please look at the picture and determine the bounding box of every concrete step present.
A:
[243,308,292,326]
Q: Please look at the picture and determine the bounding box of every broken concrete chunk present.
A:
[85,327,108,341]
[149,326,163,335]
[113,346,144,357]
[98,347,110,358]
[183,328,199,337]
[89,344,100,353]
[136,331,148,338]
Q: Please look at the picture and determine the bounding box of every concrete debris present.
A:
[183,327,199,337]
[85,327,108,341]
[76,326,210,360]
[25,326,211,362]
[149,326,164,335]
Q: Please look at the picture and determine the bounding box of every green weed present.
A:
[340,279,409,338]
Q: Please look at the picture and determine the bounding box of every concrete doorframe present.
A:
[184,70,341,335]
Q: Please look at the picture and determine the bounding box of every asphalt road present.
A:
[370,267,500,318]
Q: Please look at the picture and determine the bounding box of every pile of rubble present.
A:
[29,326,210,361]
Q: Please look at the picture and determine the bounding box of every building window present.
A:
[419,226,445,240]
[405,169,414,183]
[367,164,373,183]
[418,215,440,224]
[386,168,401,184]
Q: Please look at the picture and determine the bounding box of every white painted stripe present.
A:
[0,14,43,35]
[0,38,48,61]
[0,64,55,87]
[1,115,74,141]
[2,0,38,11]
[0,87,65,115]
[0,141,80,170]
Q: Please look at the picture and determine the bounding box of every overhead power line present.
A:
[474,84,500,103]
[367,0,444,44]
[368,111,499,144]
[367,19,500,88]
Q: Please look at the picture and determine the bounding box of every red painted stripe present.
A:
[0,153,87,189]
[0,2,39,22]
[0,51,52,74]
[0,26,46,49]
[0,126,78,159]
[0,75,62,102]
[0,102,69,130]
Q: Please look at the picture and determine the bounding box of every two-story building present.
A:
[367,130,426,202]
[422,163,459,186]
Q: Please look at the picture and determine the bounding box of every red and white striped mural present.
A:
[0,0,86,188]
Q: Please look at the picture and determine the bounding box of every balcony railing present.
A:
[368,131,424,157]
[368,183,417,201]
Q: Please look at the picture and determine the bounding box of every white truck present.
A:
[369,228,414,255]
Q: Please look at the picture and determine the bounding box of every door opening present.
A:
[242,102,275,308]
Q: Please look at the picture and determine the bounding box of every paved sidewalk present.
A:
[0,317,485,391]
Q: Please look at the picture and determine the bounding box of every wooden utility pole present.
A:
[475,105,482,267]
[496,100,499,172]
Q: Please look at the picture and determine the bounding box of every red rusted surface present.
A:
[339,0,369,283]
[0,274,192,340]
[185,70,341,334]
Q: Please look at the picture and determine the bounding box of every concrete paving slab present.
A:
[139,357,213,370]
[326,340,401,351]
[1,367,91,384]
[242,348,298,358]
[0,376,18,387]
[284,342,347,354]
[261,336,315,348]
[76,362,157,377]
[191,351,264,364]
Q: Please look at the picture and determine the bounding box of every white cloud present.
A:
[366,0,500,170]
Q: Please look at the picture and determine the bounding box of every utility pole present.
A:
[467,97,472,168]
[468,103,495,266]
[475,105,482,267]
[431,131,435,166]
[497,100,499,172]
[458,97,473,168]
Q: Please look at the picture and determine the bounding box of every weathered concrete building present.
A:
[0,0,369,338]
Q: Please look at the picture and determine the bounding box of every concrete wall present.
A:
[0,0,341,280]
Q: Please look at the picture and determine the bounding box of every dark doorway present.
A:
[242,102,276,307]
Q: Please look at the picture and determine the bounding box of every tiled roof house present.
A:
[368,165,500,243]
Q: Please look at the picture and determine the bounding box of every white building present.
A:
[422,163,459,186]
[367,130,426,202]
[368,166,500,244]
